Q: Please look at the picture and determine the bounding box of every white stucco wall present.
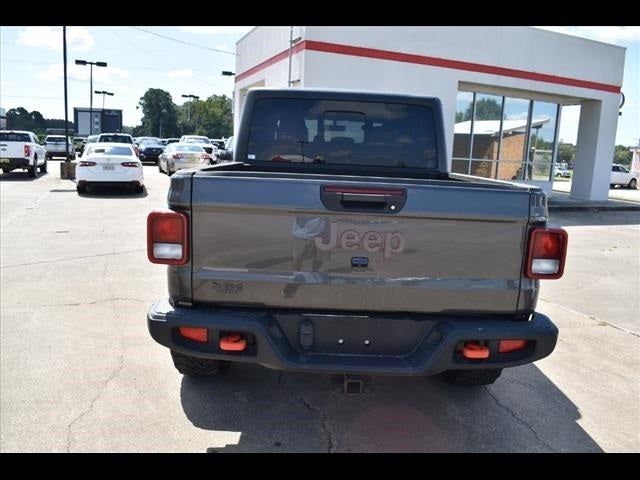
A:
[235,26,626,200]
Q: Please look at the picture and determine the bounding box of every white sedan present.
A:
[76,143,144,194]
[158,143,214,175]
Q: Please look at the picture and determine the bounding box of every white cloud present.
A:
[179,26,253,35]
[16,27,94,52]
[537,27,640,46]
[40,63,130,83]
[167,68,194,79]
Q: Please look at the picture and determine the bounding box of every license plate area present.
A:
[275,313,435,355]
[103,164,115,171]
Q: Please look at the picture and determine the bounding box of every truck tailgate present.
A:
[190,173,531,315]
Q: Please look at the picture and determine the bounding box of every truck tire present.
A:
[629,178,637,189]
[170,350,230,377]
[40,158,48,173]
[28,156,38,178]
[440,368,503,386]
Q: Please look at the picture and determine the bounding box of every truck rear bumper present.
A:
[0,158,31,170]
[147,299,558,376]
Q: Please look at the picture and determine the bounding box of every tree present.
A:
[6,107,32,130]
[193,95,233,138]
[176,95,233,138]
[613,145,632,166]
[557,143,576,165]
[138,88,178,137]
[6,107,72,136]
[457,98,502,122]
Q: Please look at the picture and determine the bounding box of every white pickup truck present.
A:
[44,135,75,160]
[0,130,48,177]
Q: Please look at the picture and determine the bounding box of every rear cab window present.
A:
[90,146,134,156]
[246,98,438,169]
[0,132,31,142]
[99,135,133,144]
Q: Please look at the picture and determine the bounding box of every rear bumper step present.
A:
[147,299,558,376]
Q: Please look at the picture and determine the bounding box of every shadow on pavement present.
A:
[0,171,48,182]
[550,211,640,227]
[180,363,603,453]
[77,184,148,199]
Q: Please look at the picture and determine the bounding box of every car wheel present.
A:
[170,350,230,377]
[440,368,503,386]
[39,158,47,173]
[28,157,38,178]
[628,178,637,190]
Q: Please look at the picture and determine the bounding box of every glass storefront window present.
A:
[498,97,530,181]
[452,90,559,183]
[525,101,559,181]
[452,91,473,174]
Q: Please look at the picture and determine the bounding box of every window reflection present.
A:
[453,91,559,182]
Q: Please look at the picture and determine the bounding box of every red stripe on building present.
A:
[236,39,621,94]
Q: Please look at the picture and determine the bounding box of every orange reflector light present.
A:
[463,342,490,359]
[499,339,528,353]
[179,327,208,343]
[220,333,247,352]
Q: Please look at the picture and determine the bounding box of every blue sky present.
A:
[1,26,638,146]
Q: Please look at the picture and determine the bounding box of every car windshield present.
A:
[0,132,31,142]
[99,135,132,144]
[247,98,438,169]
[90,146,133,156]
[45,136,66,143]
[86,135,99,143]
[175,145,205,153]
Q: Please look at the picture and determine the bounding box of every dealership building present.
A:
[233,27,626,201]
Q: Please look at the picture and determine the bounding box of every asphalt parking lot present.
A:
[1,163,638,452]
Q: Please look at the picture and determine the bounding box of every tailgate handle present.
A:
[341,193,388,204]
[320,185,407,213]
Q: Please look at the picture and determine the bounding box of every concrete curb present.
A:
[549,204,640,212]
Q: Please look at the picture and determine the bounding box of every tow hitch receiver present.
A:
[343,374,365,395]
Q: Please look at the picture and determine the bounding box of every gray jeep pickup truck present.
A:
[147,88,567,386]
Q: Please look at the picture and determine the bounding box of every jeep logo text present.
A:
[314,222,406,258]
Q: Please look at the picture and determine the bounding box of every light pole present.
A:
[181,94,199,133]
[75,59,107,134]
[94,90,114,110]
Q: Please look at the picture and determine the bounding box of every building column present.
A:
[571,98,619,201]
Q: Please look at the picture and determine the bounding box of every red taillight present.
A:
[24,145,31,157]
[172,153,183,160]
[201,154,211,162]
[525,227,568,279]
[78,161,96,166]
[121,162,139,167]
[499,340,528,353]
[179,327,208,343]
[147,210,188,265]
